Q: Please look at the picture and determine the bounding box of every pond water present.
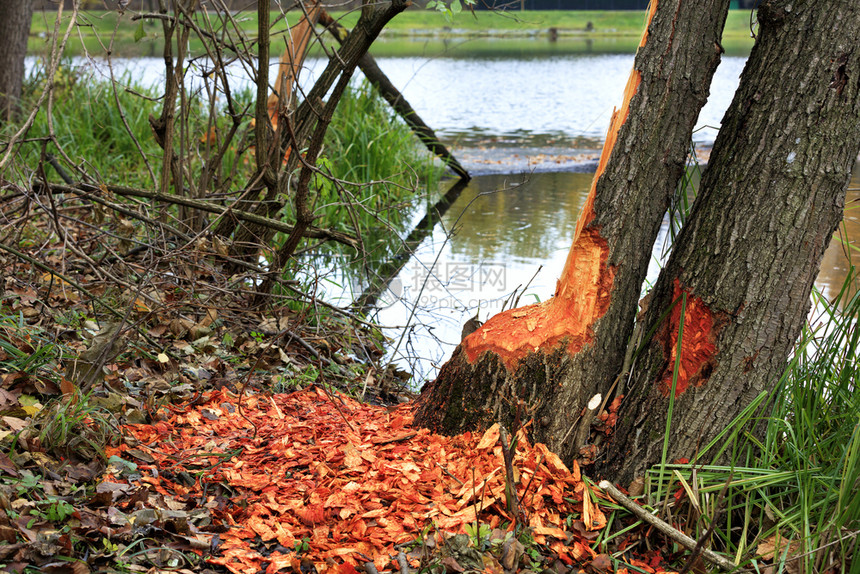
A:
[373,168,860,383]
[28,42,859,381]
[31,48,745,147]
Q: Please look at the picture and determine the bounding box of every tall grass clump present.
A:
[0,310,65,383]
[24,63,163,189]
[327,81,440,184]
[316,79,442,233]
[641,269,859,573]
[744,274,860,573]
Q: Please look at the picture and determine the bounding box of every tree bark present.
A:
[0,0,34,126]
[415,0,731,465]
[598,0,860,484]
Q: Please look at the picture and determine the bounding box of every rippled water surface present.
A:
[28,48,745,147]
[28,42,858,381]
[374,168,860,382]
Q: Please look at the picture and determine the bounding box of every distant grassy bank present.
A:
[369,9,755,38]
[29,9,755,57]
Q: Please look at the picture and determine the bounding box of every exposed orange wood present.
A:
[462,228,614,370]
[639,0,659,47]
[268,3,321,130]
[463,1,658,370]
[658,278,719,397]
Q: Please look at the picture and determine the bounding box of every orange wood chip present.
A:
[105,387,605,573]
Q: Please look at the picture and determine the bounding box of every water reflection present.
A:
[25,43,855,382]
[375,172,587,382]
[447,172,591,263]
[818,174,860,301]
[378,165,860,383]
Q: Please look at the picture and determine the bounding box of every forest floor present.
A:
[0,207,684,574]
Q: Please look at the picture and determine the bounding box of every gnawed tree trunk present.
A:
[597,0,860,484]
[414,0,731,464]
[0,0,34,126]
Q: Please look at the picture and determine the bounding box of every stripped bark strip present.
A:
[268,2,321,131]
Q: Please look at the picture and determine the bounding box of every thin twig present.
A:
[40,181,359,249]
[677,472,733,574]
[395,552,410,574]
[499,425,520,524]
[0,241,162,350]
[316,383,358,434]
[598,480,737,571]
[435,463,464,486]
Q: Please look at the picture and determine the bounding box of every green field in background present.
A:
[28,8,755,58]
